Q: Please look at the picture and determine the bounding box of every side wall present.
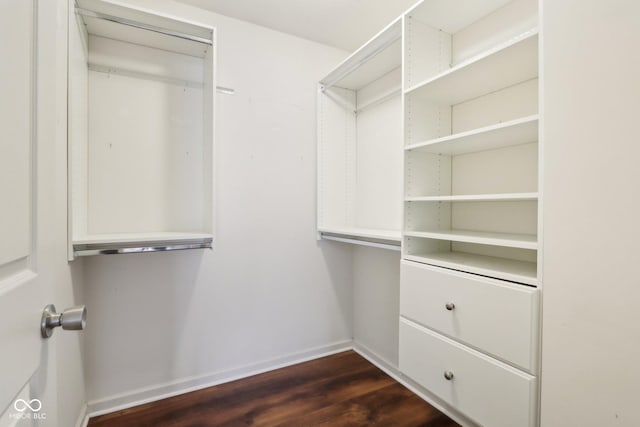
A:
[352,246,401,367]
[81,0,353,409]
[540,1,640,425]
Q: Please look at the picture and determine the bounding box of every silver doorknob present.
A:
[445,302,455,311]
[41,304,87,338]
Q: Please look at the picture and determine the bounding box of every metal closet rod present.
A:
[75,7,213,45]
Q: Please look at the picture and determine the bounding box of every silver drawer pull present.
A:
[445,302,455,311]
[444,370,454,381]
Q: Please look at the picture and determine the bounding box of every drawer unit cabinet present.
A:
[401,261,539,373]
[400,318,537,427]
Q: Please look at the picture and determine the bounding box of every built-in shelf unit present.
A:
[318,0,542,424]
[317,18,403,250]
[403,0,540,286]
[68,0,216,258]
[398,0,541,426]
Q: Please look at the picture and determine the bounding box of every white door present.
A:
[0,0,59,424]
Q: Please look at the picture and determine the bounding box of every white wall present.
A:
[352,246,401,366]
[81,0,354,408]
[540,1,640,425]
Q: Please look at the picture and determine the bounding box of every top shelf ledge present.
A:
[405,28,539,105]
[320,18,402,91]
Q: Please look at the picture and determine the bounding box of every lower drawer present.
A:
[400,318,537,427]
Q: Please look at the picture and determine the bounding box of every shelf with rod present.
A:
[73,232,213,256]
[318,227,401,242]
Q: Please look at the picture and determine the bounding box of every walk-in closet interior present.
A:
[1,0,639,426]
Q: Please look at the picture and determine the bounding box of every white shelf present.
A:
[405,192,538,203]
[405,251,537,286]
[320,18,401,91]
[404,229,537,250]
[405,29,538,105]
[405,115,539,155]
[318,227,401,242]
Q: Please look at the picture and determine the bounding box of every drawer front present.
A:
[400,319,537,427]
[400,261,538,372]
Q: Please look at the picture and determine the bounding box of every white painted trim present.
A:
[87,340,352,418]
[75,402,89,427]
[352,341,479,427]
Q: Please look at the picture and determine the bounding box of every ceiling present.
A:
[174,0,418,51]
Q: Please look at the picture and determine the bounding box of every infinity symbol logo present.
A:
[14,399,42,412]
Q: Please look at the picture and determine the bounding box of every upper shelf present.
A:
[405,115,539,155]
[405,29,538,105]
[77,0,213,57]
[320,18,401,91]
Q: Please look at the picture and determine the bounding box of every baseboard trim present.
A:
[352,341,478,427]
[75,402,89,427]
[86,339,352,419]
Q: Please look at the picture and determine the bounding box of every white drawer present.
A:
[400,318,537,427]
[400,261,538,373]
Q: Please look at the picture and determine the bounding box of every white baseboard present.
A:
[352,341,478,427]
[86,339,352,419]
[75,403,89,427]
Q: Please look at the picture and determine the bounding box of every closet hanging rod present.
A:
[75,8,213,45]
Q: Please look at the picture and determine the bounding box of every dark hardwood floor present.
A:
[89,350,459,427]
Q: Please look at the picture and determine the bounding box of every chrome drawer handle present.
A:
[444,370,454,381]
[445,302,455,311]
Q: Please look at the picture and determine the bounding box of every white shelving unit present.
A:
[317,18,403,249]
[403,0,540,286]
[317,0,543,424]
[398,1,542,426]
[68,0,216,259]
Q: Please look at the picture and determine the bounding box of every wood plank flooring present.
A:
[89,350,459,427]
